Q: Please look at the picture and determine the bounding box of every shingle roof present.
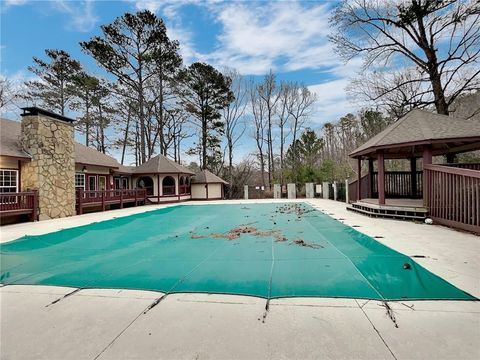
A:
[350,109,480,157]
[192,169,228,184]
[134,154,194,174]
[74,143,120,168]
[0,118,31,159]
[1,118,120,168]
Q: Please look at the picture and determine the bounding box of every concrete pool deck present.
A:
[1,199,479,359]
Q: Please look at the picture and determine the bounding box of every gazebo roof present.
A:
[134,154,195,175]
[192,170,228,184]
[350,109,480,159]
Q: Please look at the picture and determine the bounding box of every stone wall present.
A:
[21,114,75,220]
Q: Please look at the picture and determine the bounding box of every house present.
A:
[191,169,229,200]
[0,107,227,224]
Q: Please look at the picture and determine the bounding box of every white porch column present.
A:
[244,185,249,199]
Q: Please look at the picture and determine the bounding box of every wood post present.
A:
[368,158,374,198]
[78,189,83,215]
[157,174,160,203]
[345,179,349,204]
[423,145,433,207]
[120,189,124,209]
[357,158,362,201]
[410,157,417,198]
[134,190,138,206]
[101,191,105,212]
[446,153,456,164]
[377,151,385,205]
[32,189,38,221]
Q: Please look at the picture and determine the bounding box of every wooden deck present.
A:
[357,198,426,212]
[348,198,427,221]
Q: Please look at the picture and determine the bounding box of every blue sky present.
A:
[1,0,362,162]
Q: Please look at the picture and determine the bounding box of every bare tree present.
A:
[286,84,317,159]
[257,70,281,188]
[330,0,480,115]
[276,82,293,183]
[250,80,268,188]
[222,69,248,192]
[0,78,19,111]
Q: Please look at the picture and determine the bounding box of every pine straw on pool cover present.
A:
[190,225,321,249]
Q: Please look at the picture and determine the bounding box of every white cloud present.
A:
[51,0,99,33]
[0,0,28,13]
[200,1,340,75]
[308,79,358,124]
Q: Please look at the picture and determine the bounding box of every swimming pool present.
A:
[0,203,475,301]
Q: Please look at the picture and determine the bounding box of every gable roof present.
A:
[134,154,194,174]
[0,118,31,159]
[192,169,228,184]
[350,109,480,158]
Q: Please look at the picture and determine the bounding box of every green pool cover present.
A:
[0,203,475,301]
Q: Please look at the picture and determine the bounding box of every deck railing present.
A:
[162,185,176,196]
[424,164,480,233]
[348,175,369,202]
[0,191,38,221]
[445,163,480,171]
[76,188,147,214]
[372,171,423,198]
[179,185,191,195]
[348,171,423,202]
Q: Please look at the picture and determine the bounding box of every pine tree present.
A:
[25,49,81,115]
[179,62,234,170]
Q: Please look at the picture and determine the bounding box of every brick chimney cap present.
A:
[21,107,75,123]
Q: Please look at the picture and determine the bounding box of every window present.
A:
[0,170,18,193]
[162,176,176,196]
[99,176,106,191]
[75,173,85,189]
[114,177,129,190]
[88,176,97,191]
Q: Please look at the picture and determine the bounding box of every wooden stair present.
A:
[347,201,427,221]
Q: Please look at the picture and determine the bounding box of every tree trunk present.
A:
[415,12,449,115]
[202,116,207,170]
[280,124,284,184]
[121,107,131,165]
[228,141,233,199]
[138,61,146,164]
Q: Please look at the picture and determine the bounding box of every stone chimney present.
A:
[20,107,75,220]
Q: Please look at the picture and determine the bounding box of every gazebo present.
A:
[348,109,480,232]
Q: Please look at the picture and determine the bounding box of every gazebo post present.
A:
[446,153,456,164]
[368,158,374,198]
[410,157,417,198]
[357,157,362,201]
[157,174,160,203]
[422,145,432,206]
[377,151,385,205]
